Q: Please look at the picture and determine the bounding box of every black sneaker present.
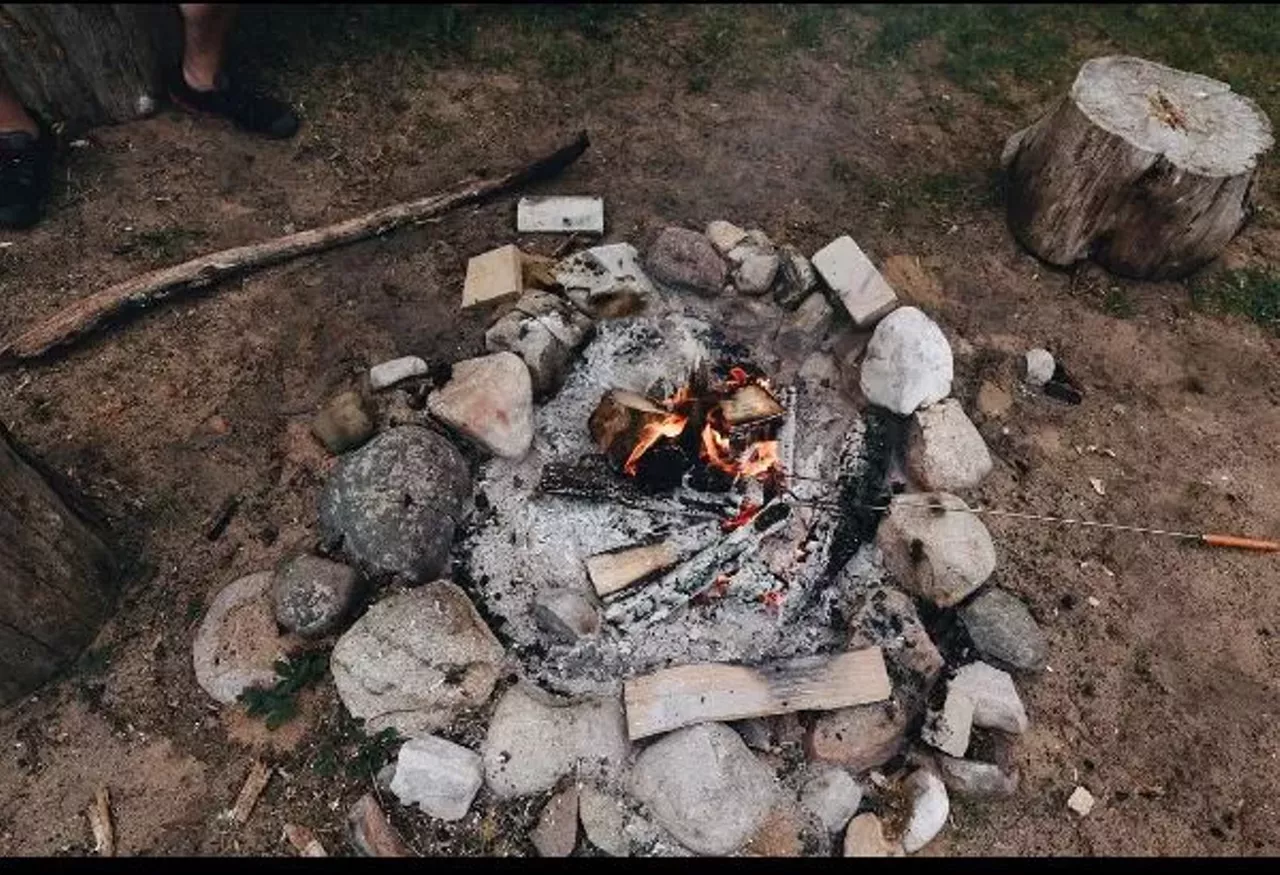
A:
[168,69,299,140]
[0,128,53,230]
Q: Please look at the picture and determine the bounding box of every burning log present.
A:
[585,542,681,599]
[603,500,792,629]
[720,383,784,428]
[622,648,892,740]
[588,389,686,477]
[537,458,731,519]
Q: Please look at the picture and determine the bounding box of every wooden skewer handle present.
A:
[1202,534,1280,552]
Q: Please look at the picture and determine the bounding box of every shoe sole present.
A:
[169,92,298,140]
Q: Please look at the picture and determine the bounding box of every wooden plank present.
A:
[585,542,680,599]
[622,648,891,741]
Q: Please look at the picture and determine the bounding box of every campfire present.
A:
[588,363,785,497]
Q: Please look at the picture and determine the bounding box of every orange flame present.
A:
[700,419,781,481]
[623,413,688,476]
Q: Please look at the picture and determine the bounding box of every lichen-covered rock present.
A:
[330,582,505,737]
[317,426,471,583]
[271,554,359,638]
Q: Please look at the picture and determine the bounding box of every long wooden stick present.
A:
[0,130,591,365]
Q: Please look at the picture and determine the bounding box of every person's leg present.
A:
[0,71,52,229]
[178,3,238,91]
[170,3,299,139]
[0,77,38,136]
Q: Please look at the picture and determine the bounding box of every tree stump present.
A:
[1003,55,1274,280]
[0,425,116,705]
[0,4,179,132]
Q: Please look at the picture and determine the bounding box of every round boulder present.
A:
[318,426,472,583]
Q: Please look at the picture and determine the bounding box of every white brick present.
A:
[811,236,898,328]
[921,689,975,758]
[517,196,604,234]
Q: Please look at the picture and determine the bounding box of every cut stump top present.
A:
[1072,55,1273,177]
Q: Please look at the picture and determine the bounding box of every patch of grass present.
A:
[114,227,207,263]
[1103,286,1136,318]
[1190,267,1280,334]
[786,4,832,50]
[238,652,329,730]
[184,595,204,625]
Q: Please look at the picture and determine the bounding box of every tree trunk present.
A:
[0,424,116,705]
[1003,55,1274,280]
[0,4,180,133]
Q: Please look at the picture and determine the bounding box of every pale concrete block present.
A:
[517,196,604,234]
[811,235,898,328]
[462,244,523,309]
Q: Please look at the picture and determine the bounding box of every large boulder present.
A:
[628,722,779,856]
[317,426,471,583]
[330,582,505,737]
[876,492,996,608]
[859,306,953,415]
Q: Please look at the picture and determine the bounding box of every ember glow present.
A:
[623,412,688,476]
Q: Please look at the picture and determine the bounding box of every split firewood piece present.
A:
[720,384,784,428]
[603,501,792,629]
[228,760,273,826]
[1004,56,1273,280]
[87,786,114,857]
[537,458,729,521]
[347,794,414,858]
[623,648,891,740]
[585,541,680,599]
[588,389,682,472]
[283,823,329,857]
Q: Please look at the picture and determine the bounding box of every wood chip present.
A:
[347,793,414,857]
[283,823,328,857]
[87,786,114,857]
[623,648,892,740]
[228,760,272,826]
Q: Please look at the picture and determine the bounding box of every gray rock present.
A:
[628,722,778,856]
[482,684,629,799]
[948,661,1029,734]
[330,582,505,737]
[732,248,781,296]
[774,291,834,361]
[934,754,1019,798]
[317,426,471,583]
[847,586,944,690]
[579,784,632,856]
[907,398,993,491]
[1024,348,1056,387]
[644,227,726,297]
[533,588,600,643]
[844,813,904,857]
[485,290,594,397]
[271,554,359,638]
[389,735,483,821]
[876,492,997,608]
[859,306,953,415]
[900,768,949,854]
[706,220,748,255]
[960,588,1048,672]
[193,571,298,704]
[312,390,375,454]
[774,245,818,310]
[532,786,580,857]
[804,699,910,772]
[800,766,864,835]
[920,687,975,758]
[369,356,429,391]
[428,352,534,459]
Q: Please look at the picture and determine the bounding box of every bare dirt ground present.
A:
[0,4,1277,856]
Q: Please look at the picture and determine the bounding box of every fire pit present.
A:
[463,296,898,697]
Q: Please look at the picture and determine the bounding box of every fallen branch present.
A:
[0,131,591,365]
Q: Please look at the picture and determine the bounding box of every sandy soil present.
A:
[0,7,1277,856]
